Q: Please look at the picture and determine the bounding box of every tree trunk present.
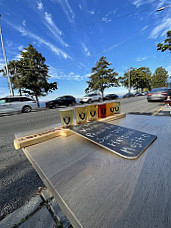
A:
[101,89,104,98]
[35,95,40,108]
[19,88,22,96]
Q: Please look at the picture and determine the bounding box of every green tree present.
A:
[19,44,57,107]
[1,45,58,106]
[120,67,152,91]
[0,60,24,95]
[157,30,171,53]
[133,67,152,91]
[85,56,119,97]
[151,67,169,88]
[119,67,135,91]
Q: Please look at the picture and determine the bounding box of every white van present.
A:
[0,96,37,114]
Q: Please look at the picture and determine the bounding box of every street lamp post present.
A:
[0,14,14,96]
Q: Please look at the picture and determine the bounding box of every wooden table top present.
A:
[19,115,171,228]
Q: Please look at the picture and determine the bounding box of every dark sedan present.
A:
[46,95,76,108]
[147,87,168,102]
[123,93,135,98]
[103,94,118,101]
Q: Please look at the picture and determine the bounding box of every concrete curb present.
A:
[0,188,71,228]
[0,195,43,228]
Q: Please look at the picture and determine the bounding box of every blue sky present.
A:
[0,0,171,100]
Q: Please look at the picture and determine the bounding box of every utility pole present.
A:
[0,14,14,96]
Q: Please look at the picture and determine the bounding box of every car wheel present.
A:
[54,104,59,108]
[88,99,92,104]
[98,98,103,102]
[22,105,32,113]
[72,101,76,106]
[147,100,151,102]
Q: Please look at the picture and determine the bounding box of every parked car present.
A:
[79,93,102,104]
[0,96,37,114]
[141,91,148,96]
[103,94,118,101]
[45,95,76,108]
[147,87,168,102]
[123,93,135,98]
[135,92,142,96]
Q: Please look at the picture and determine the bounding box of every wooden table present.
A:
[17,115,171,228]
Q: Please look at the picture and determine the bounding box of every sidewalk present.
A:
[0,188,71,228]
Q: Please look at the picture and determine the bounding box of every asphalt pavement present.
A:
[0,96,168,222]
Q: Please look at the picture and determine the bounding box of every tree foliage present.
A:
[1,44,58,107]
[120,67,152,91]
[151,67,168,88]
[119,67,135,90]
[85,56,119,97]
[157,30,171,53]
[0,60,24,95]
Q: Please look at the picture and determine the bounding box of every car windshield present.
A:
[151,88,166,92]
[84,95,90,97]
[55,97,62,100]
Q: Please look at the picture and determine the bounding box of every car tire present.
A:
[72,101,76,106]
[147,100,152,102]
[22,105,32,113]
[54,104,59,108]
[88,99,92,104]
[98,98,103,102]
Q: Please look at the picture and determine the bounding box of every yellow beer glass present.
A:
[59,108,75,128]
[75,106,87,124]
[87,104,98,121]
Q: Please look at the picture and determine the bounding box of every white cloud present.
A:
[101,17,112,23]
[0,58,5,70]
[18,45,23,50]
[149,18,171,38]
[136,56,148,62]
[81,43,91,57]
[36,4,69,47]
[88,10,95,15]
[44,12,69,47]
[44,12,61,35]
[166,65,171,75]
[6,40,13,47]
[7,21,70,59]
[141,25,149,31]
[37,0,43,10]
[52,0,75,24]
[14,54,22,60]
[49,66,90,81]
[131,0,155,8]
[101,10,117,23]
[22,20,26,26]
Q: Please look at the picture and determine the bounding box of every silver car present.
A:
[0,96,37,114]
[147,87,168,102]
[79,93,102,104]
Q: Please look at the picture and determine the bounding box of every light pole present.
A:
[0,14,14,96]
